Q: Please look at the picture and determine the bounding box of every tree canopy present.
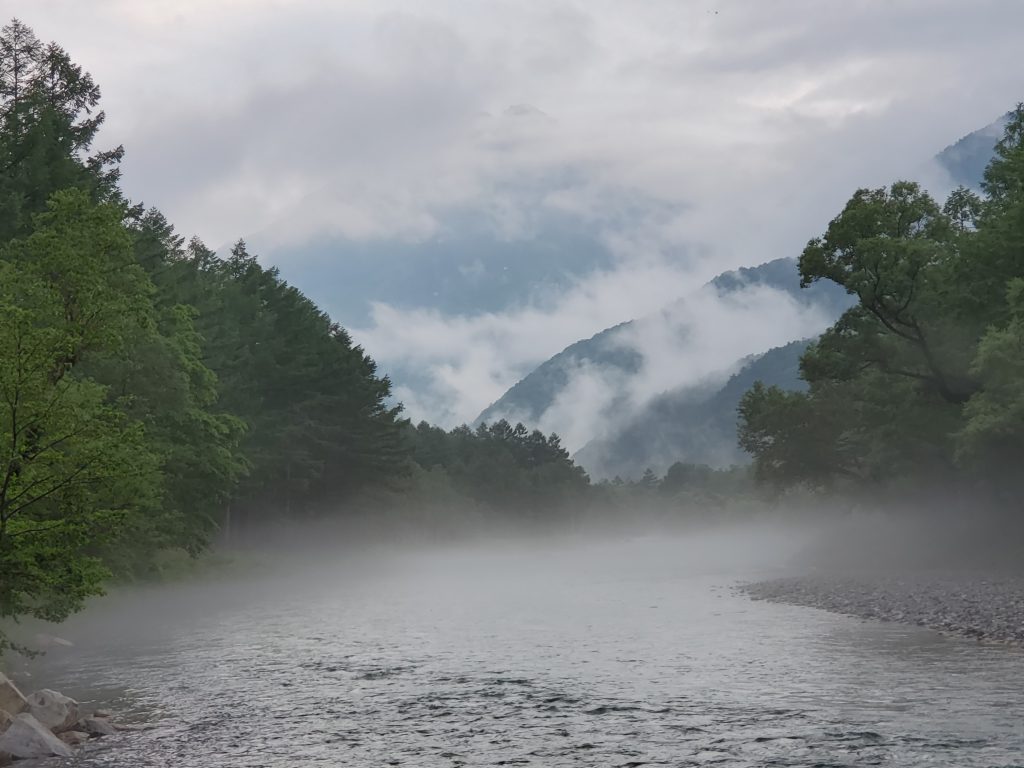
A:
[739,105,1024,507]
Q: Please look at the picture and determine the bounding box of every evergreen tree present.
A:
[0,19,123,241]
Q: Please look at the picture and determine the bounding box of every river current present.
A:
[18,530,1024,767]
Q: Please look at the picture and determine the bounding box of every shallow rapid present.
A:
[20,531,1024,767]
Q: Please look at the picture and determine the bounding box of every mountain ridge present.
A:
[478,112,1007,477]
[476,256,850,426]
[574,339,811,478]
[933,111,1010,190]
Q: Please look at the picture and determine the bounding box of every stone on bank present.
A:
[58,730,89,746]
[0,676,26,717]
[0,678,130,761]
[0,713,74,759]
[79,716,117,737]
[25,689,79,733]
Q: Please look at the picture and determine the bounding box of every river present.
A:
[18,529,1024,766]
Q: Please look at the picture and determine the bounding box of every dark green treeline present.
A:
[739,106,1024,514]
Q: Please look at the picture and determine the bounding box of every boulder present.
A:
[25,689,79,733]
[58,730,89,746]
[79,716,117,737]
[0,709,11,733]
[0,713,74,759]
[0,676,26,716]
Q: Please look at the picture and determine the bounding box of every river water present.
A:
[17,530,1024,767]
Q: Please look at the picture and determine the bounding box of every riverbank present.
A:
[741,571,1024,646]
[0,677,133,760]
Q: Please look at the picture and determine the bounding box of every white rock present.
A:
[79,716,117,737]
[0,713,74,759]
[0,676,26,716]
[26,689,79,733]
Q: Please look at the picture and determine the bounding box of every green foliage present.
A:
[741,107,1024,506]
[186,240,407,527]
[799,180,977,404]
[0,200,161,654]
[407,419,589,519]
[116,215,408,543]
[738,383,838,491]
[660,462,751,499]
[958,279,1024,481]
[591,462,756,523]
[0,19,124,241]
[981,104,1024,208]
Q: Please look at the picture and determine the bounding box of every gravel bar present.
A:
[741,572,1024,645]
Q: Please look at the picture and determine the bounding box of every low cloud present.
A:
[536,283,834,451]
[358,254,834,449]
[355,252,712,427]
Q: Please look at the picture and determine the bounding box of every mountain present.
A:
[479,114,1008,478]
[476,257,850,426]
[476,319,641,426]
[934,112,1010,190]
[573,339,810,478]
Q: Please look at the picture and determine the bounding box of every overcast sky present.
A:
[12,0,1023,426]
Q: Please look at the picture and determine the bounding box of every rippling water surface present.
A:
[21,531,1024,766]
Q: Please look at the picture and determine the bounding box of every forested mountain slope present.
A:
[935,112,1011,189]
[477,258,849,427]
[574,340,810,479]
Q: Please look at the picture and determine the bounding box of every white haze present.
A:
[462,281,835,452]
[355,254,713,427]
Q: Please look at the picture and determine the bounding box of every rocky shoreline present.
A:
[0,673,136,762]
[741,571,1024,646]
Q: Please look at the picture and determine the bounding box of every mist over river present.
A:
[19,529,1024,767]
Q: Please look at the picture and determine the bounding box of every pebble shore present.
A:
[741,572,1024,646]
